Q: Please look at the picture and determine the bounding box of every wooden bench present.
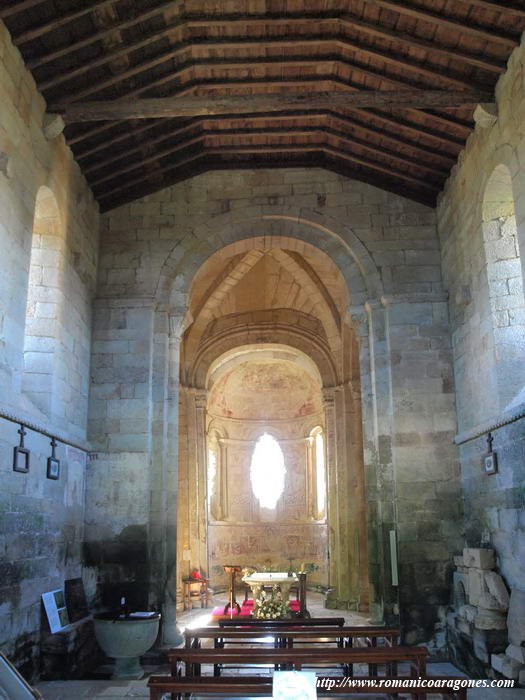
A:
[184,626,399,652]
[219,616,345,628]
[184,625,400,677]
[169,644,428,678]
[148,672,467,699]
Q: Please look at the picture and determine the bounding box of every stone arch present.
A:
[481,162,525,410]
[188,313,339,389]
[22,185,65,416]
[156,209,382,307]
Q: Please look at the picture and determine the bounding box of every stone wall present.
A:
[92,167,460,642]
[0,21,99,679]
[437,34,525,639]
[447,547,525,685]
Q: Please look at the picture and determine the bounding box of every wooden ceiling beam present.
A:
[55,89,488,122]
[457,0,525,19]
[0,0,46,20]
[337,15,506,74]
[31,13,505,77]
[84,120,202,173]
[361,107,464,151]
[27,0,179,69]
[65,77,468,154]
[51,42,474,142]
[93,141,440,201]
[83,111,455,177]
[48,24,488,103]
[74,120,167,159]
[91,133,206,188]
[204,124,449,176]
[184,15,505,74]
[13,0,117,46]
[39,30,484,93]
[39,21,184,91]
[164,80,474,140]
[89,124,447,188]
[361,0,518,47]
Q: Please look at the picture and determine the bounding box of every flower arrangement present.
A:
[253,587,290,620]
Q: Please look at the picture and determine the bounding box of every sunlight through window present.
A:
[315,429,326,515]
[207,445,217,504]
[250,433,285,509]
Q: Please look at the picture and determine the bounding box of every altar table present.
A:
[242,572,298,604]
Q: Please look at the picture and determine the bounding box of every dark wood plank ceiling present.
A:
[3,0,525,211]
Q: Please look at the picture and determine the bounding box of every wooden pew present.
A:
[185,625,400,676]
[169,644,429,678]
[148,673,467,700]
[219,616,345,628]
[185,625,399,648]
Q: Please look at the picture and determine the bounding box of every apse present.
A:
[175,237,369,611]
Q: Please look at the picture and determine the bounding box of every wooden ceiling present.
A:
[3,0,525,211]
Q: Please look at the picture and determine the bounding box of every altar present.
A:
[242,572,298,604]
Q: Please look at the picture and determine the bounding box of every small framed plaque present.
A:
[13,447,30,474]
[482,432,498,475]
[483,451,498,475]
[46,457,60,480]
[46,437,60,480]
[13,426,30,474]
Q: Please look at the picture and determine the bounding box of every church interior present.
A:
[0,0,525,697]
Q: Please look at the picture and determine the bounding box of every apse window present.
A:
[250,433,285,509]
[311,426,326,518]
[315,429,326,516]
[207,445,217,504]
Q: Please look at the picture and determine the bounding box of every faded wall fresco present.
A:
[208,523,328,589]
[206,356,328,590]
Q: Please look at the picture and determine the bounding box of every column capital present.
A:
[194,390,207,410]
[322,387,336,406]
[169,306,189,339]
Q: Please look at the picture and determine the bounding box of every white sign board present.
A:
[273,671,317,699]
[42,589,69,633]
[0,653,41,699]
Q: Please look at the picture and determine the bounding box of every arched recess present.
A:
[482,164,525,410]
[153,222,397,645]
[172,231,373,618]
[22,186,64,416]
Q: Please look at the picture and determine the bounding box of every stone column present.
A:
[323,387,340,594]
[194,390,209,574]
[305,434,317,520]
[349,300,398,626]
[218,438,228,521]
[384,294,461,642]
[162,311,185,645]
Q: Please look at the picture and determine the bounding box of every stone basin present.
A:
[93,612,161,679]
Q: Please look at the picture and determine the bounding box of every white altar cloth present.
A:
[242,572,298,603]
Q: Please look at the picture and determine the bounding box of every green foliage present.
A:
[253,587,290,620]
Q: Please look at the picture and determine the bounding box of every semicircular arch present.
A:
[156,209,382,307]
[188,317,339,389]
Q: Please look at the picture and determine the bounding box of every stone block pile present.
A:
[447,547,524,684]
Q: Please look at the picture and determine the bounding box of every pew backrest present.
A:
[184,625,400,649]
[219,616,346,628]
[170,643,428,676]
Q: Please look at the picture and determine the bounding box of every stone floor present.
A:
[34,594,521,700]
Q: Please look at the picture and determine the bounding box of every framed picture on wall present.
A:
[42,589,69,633]
[46,457,60,480]
[483,451,498,475]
